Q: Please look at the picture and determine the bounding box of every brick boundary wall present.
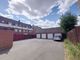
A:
[0,30,13,49]
[13,32,36,41]
[67,26,80,44]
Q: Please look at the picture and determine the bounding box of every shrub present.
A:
[64,39,80,60]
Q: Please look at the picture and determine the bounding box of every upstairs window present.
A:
[8,22,12,25]
[14,29,18,32]
[19,29,22,32]
[23,30,26,32]
[15,24,18,26]
[2,20,5,23]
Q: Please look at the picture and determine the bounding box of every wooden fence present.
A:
[67,26,80,44]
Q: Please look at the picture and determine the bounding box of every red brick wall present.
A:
[13,32,36,41]
[0,30,13,49]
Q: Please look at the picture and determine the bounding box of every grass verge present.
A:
[64,39,80,60]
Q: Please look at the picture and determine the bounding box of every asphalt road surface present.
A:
[0,39,64,60]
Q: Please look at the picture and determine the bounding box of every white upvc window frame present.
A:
[2,20,5,23]
[8,22,12,25]
[23,30,26,32]
[19,29,22,32]
[14,29,18,32]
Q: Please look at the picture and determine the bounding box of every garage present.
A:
[41,34,46,39]
[35,27,63,40]
[47,33,53,39]
[53,33,62,40]
[36,34,40,38]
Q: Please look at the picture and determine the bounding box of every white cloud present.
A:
[6,0,78,28]
[58,0,78,14]
[0,13,13,19]
[31,19,60,28]
[18,17,31,24]
[7,0,58,19]
[77,16,80,25]
[7,0,78,18]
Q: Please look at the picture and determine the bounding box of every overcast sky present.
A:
[0,0,79,28]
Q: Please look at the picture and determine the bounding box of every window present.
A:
[14,29,18,32]
[19,24,21,27]
[24,26,28,28]
[15,24,18,26]
[23,30,26,32]
[8,22,12,25]
[28,25,32,28]
[12,23,15,26]
[19,29,22,32]
[2,20,5,23]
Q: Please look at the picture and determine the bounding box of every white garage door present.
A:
[48,33,53,39]
[36,34,40,38]
[42,34,46,39]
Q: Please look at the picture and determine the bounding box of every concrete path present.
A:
[0,39,64,60]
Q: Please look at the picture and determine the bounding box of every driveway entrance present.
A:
[0,39,64,60]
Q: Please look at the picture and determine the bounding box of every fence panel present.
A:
[67,27,80,44]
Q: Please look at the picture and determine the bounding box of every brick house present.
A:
[0,16,33,34]
[0,16,35,41]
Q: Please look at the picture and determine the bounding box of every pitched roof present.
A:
[0,16,32,28]
[35,27,63,34]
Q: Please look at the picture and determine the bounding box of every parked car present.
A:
[53,33,62,40]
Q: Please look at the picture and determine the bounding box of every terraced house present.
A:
[0,16,33,34]
[0,16,35,41]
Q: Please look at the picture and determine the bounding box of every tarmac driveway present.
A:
[0,39,64,60]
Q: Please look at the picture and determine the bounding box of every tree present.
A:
[60,12,77,33]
